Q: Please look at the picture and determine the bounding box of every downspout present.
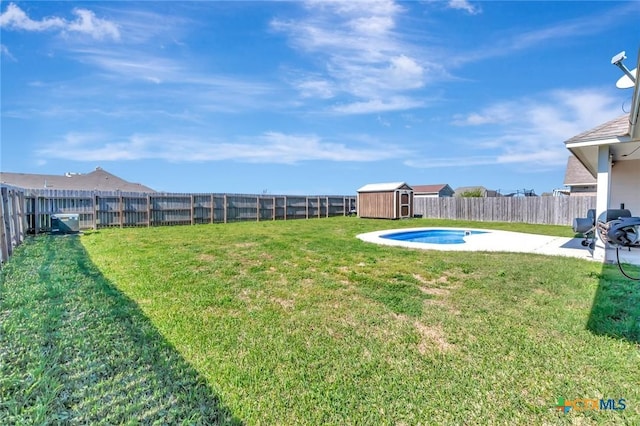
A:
[630,49,640,140]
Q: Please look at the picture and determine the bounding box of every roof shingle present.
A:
[564,115,630,144]
[563,155,596,186]
[411,184,448,193]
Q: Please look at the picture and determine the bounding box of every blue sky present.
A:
[1,1,639,195]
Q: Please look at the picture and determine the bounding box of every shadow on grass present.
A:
[0,235,242,425]
[587,260,640,344]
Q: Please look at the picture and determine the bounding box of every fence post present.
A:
[305,197,309,219]
[146,194,151,227]
[284,196,288,220]
[256,196,260,222]
[94,195,100,229]
[209,194,213,224]
[191,194,195,226]
[119,193,124,228]
[223,194,228,224]
[0,188,9,265]
[0,188,8,265]
[2,188,14,259]
[6,189,16,252]
[34,194,40,234]
[15,190,25,243]
[90,193,96,230]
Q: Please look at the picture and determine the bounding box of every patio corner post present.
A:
[594,145,612,262]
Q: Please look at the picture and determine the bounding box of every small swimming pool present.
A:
[380,229,488,244]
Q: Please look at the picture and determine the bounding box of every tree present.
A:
[459,189,484,197]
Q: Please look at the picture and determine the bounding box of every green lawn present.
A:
[2,217,639,424]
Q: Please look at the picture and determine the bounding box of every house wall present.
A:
[414,188,453,198]
[440,187,455,197]
[610,159,640,214]
[569,185,597,196]
[357,192,396,219]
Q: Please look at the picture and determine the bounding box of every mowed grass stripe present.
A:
[0,235,239,425]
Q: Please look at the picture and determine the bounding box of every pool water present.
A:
[380,229,488,244]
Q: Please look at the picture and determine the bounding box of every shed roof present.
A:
[0,167,155,192]
[563,155,596,186]
[357,182,411,192]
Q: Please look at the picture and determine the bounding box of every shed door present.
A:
[399,191,411,218]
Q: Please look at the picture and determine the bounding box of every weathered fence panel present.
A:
[1,185,27,266]
[414,196,596,226]
[16,189,356,233]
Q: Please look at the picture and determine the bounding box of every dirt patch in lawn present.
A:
[414,321,454,354]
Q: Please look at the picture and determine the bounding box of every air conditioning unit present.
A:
[51,214,80,234]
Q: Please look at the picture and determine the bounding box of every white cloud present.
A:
[66,8,120,40]
[331,97,423,114]
[102,9,189,45]
[377,115,391,127]
[37,131,408,164]
[305,0,402,19]
[0,3,119,40]
[0,44,16,61]
[72,48,180,82]
[405,149,564,169]
[60,47,279,113]
[271,0,433,113]
[454,3,639,66]
[387,55,424,90]
[295,78,335,99]
[452,104,514,126]
[405,155,496,168]
[447,0,481,15]
[0,3,65,31]
[407,88,623,169]
[349,15,395,34]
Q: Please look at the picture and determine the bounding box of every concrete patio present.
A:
[357,227,640,265]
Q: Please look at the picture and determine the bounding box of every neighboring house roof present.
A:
[563,155,596,186]
[412,184,451,194]
[357,182,412,192]
[564,115,630,145]
[0,167,155,192]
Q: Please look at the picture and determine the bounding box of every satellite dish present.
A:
[616,67,637,89]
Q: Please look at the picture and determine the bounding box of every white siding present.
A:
[610,159,640,214]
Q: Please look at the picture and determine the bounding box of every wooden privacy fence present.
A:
[1,185,27,266]
[414,196,596,226]
[21,189,357,233]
